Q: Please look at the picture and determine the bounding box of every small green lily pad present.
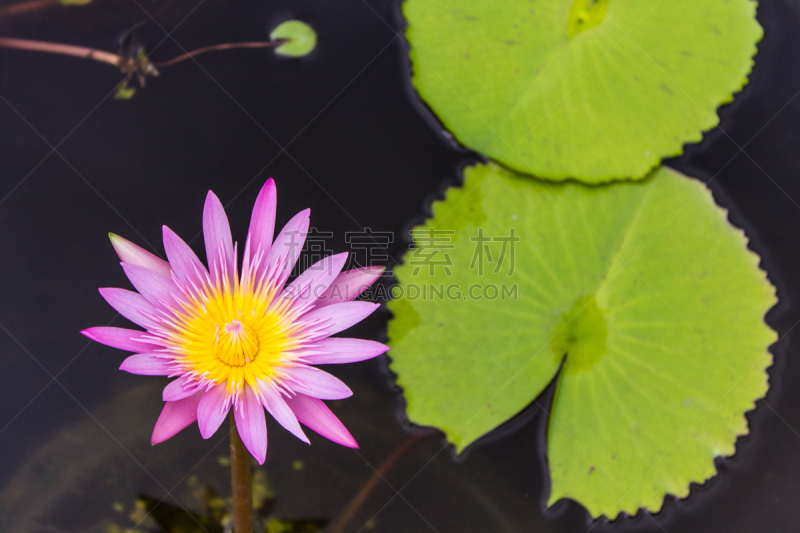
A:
[404,0,762,182]
[270,20,317,58]
[387,163,776,517]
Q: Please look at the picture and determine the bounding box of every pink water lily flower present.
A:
[82,179,387,463]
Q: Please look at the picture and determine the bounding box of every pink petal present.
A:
[121,263,184,311]
[285,393,358,448]
[162,226,208,287]
[314,266,385,309]
[197,383,230,439]
[246,178,277,264]
[81,327,160,352]
[163,376,196,401]
[119,353,171,375]
[109,233,171,277]
[303,338,388,365]
[284,366,353,400]
[203,191,235,286]
[98,288,159,329]
[151,392,203,444]
[262,209,310,287]
[234,384,267,464]
[300,301,380,338]
[258,380,308,443]
[281,252,348,308]
[122,263,184,311]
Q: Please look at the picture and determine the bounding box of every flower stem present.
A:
[152,40,288,67]
[230,414,255,533]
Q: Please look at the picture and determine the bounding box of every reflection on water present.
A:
[1,384,168,532]
[0,381,328,532]
[0,378,544,532]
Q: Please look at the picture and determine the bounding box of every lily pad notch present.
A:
[271,20,318,58]
[387,163,776,518]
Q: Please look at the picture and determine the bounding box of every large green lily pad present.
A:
[404,0,762,182]
[387,163,776,517]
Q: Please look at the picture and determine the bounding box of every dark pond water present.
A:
[1,0,800,531]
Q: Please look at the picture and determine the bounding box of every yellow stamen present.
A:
[216,319,259,366]
[164,277,301,400]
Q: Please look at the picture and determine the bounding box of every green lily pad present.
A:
[404,0,762,182]
[387,163,776,517]
[270,20,317,58]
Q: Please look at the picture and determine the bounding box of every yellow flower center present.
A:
[163,279,303,397]
[216,319,259,367]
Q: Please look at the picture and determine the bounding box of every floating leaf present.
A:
[387,163,776,517]
[114,81,136,100]
[270,20,317,58]
[404,0,762,182]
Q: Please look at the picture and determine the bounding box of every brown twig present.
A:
[153,40,287,67]
[230,414,255,533]
[329,431,435,533]
[0,0,59,19]
[0,36,121,66]
[0,36,289,92]
[0,36,288,69]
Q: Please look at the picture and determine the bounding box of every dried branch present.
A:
[153,40,287,67]
[0,0,60,19]
[0,36,121,66]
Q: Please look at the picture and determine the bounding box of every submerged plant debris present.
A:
[0,18,316,99]
[108,469,327,533]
